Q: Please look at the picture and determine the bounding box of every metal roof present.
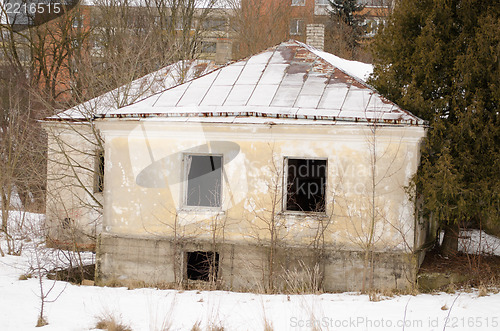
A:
[45,60,217,121]
[101,41,424,126]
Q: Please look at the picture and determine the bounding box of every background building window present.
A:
[292,0,306,6]
[201,41,217,54]
[203,18,227,31]
[286,158,327,212]
[186,155,222,207]
[290,19,304,35]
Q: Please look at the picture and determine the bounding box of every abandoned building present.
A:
[46,40,428,292]
[42,60,218,250]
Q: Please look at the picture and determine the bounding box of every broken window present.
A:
[186,251,219,281]
[185,155,222,207]
[286,158,327,212]
[94,150,104,193]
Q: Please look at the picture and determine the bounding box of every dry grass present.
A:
[95,314,132,331]
[189,321,224,331]
[478,284,488,297]
[445,283,457,294]
[190,321,202,331]
[18,273,32,280]
[368,290,382,302]
[419,248,500,293]
[263,317,274,331]
[36,316,48,327]
[126,280,146,290]
[281,262,322,294]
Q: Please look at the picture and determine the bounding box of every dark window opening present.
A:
[186,155,222,207]
[95,150,104,193]
[61,217,72,229]
[186,251,219,281]
[286,158,327,212]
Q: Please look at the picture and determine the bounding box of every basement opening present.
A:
[186,251,219,281]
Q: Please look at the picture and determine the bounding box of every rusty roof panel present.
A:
[65,41,426,127]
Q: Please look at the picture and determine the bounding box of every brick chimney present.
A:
[306,24,325,50]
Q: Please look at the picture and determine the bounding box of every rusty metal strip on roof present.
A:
[95,111,426,126]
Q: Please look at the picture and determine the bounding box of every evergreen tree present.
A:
[328,0,365,26]
[325,0,365,59]
[370,0,500,256]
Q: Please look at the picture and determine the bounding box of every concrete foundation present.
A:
[96,233,416,292]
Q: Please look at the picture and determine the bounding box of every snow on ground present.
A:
[1,213,500,330]
[459,230,500,256]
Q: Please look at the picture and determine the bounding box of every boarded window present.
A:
[286,158,327,212]
[186,155,222,207]
[186,251,219,281]
[94,150,105,193]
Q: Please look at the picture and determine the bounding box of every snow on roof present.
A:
[304,43,373,83]
[47,60,217,121]
[105,40,424,126]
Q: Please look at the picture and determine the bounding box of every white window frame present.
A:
[283,157,328,214]
[292,0,306,6]
[183,153,224,210]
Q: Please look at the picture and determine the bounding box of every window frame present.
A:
[202,18,227,31]
[200,41,217,54]
[183,153,224,210]
[283,157,328,214]
[290,18,305,36]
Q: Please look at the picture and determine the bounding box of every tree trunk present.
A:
[441,222,459,257]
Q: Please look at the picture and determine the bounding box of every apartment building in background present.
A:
[289,0,393,50]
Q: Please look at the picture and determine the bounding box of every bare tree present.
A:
[228,0,293,59]
[332,120,416,293]
[41,0,221,250]
[242,144,289,292]
[0,65,47,256]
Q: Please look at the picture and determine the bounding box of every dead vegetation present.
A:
[418,248,500,292]
[95,313,132,331]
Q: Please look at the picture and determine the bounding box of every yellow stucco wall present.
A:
[97,119,426,253]
[44,122,103,247]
